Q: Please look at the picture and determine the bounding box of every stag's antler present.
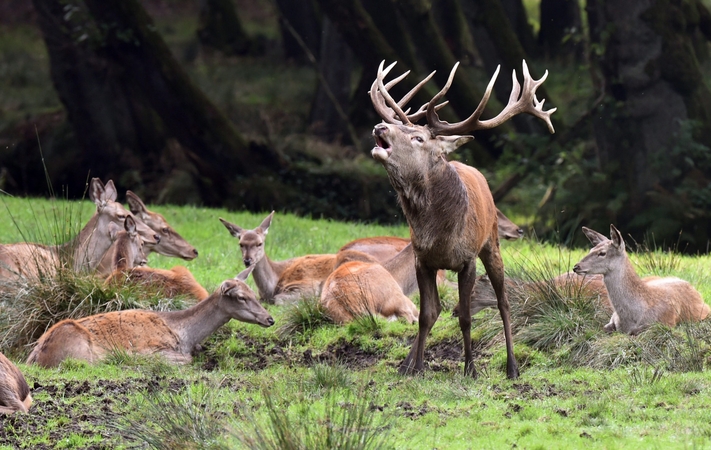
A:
[371,60,556,134]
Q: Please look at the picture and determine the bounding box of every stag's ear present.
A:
[103,180,118,202]
[125,190,147,216]
[219,218,244,239]
[582,227,608,246]
[259,211,275,235]
[610,224,625,250]
[436,135,474,154]
[235,264,255,282]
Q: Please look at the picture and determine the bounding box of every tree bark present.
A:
[273,0,320,62]
[32,0,281,204]
[197,0,250,55]
[539,0,584,62]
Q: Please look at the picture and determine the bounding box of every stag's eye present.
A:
[413,136,425,143]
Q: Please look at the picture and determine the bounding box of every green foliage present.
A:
[276,295,334,340]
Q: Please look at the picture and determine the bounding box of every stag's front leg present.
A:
[457,261,477,377]
[480,244,519,379]
[399,262,440,375]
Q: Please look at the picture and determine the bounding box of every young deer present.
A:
[0,352,32,414]
[95,216,148,277]
[573,225,709,335]
[370,60,555,377]
[126,190,198,260]
[219,212,336,305]
[0,178,158,280]
[320,248,419,324]
[27,266,273,367]
[105,266,209,301]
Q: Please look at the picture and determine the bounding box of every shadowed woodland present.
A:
[1,0,711,251]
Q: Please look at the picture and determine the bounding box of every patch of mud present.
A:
[303,340,381,369]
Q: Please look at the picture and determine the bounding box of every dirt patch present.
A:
[303,340,381,369]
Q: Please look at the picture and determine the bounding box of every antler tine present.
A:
[425,62,464,127]
[375,61,412,125]
[397,70,435,109]
[370,61,405,124]
[427,60,556,135]
[408,100,449,123]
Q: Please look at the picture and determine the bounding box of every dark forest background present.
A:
[1,0,711,252]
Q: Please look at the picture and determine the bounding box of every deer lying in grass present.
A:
[219,212,336,305]
[126,190,198,261]
[370,60,555,377]
[0,352,32,414]
[0,178,158,280]
[573,225,709,335]
[320,246,420,324]
[27,266,273,367]
[95,216,147,277]
[105,266,209,301]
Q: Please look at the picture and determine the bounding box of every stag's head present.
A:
[573,225,627,276]
[218,266,274,327]
[126,190,198,260]
[370,61,556,177]
[219,211,274,268]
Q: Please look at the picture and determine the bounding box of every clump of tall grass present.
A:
[276,295,333,339]
[236,383,392,450]
[629,232,683,276]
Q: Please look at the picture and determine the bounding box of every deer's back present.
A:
[77,310,180,350]
[0,243,58,279]
[0,351,32,413]
[642,276,709,325]
[339,236,409,264]
[107,266,209,301]
[275,254,336,294]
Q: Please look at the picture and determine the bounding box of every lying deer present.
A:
[105,266,209,301]
[0,352,32,414]
[27,266,273,367]
[126,190,198,260]
[370,60,555,377]
[573,225,709,335]
[95,216,148,277]
[0,178,158,280]
[320,246,420,324]
[219,212,336,305]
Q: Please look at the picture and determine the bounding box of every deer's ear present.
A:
[219,218,244,239]
[124,215,137,234]
[610,224,625,250]
[582,227,608,246]
[436,135,474,154]
[125,190,147,215]
[235,264,255,282]
[259,211,275,235]
[103,180,118,201]
[89,178,105,204]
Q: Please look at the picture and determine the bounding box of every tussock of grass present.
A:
[276,295,333,339]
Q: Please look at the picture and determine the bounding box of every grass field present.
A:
[1,195,711,449]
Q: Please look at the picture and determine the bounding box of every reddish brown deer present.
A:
[126,191,198,260]
[105,265,209,301]
[0,178,158,280]
[573,225,709,334]
[95,216,148,277]
[0,352,32,414]
[219,212,336,305]
[370,60,555,377]
[27,266,273,367]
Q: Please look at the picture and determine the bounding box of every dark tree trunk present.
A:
[539,0,584,61]
[32,0,281,205]
[273,0,320,62]
[197,0,250,55]
[501,0,539,58]
[590,0,711,249]
[309,18,355,142]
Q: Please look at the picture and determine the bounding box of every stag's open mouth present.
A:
[372,129,392,161]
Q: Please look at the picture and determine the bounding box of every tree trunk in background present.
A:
[501,0,539,58]
[32,0,282,205]
[590,0,711,248]
[197,0,250,55]
[539,0,584,62]
[309,18,355,142]
[273,0,320,62]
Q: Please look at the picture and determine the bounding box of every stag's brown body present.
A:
[27,268,273,367]
[0,352,32,414]
[369,60,555,377]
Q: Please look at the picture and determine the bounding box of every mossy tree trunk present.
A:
[197,0,250,55]
[590,0,711,248]
[538,0,584,62]
[32,0,282,204]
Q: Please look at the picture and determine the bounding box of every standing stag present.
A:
[370,60,555,377]
[573,225,709,334]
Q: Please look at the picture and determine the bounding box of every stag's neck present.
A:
[394,161,467,255]
[383,244,418,296]
[602,257,650,320]
[252,256,291,300]
[158,293,229,352]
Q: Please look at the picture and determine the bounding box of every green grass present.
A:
[2,196,711,448]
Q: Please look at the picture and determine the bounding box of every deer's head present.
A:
[573,225,626,276]
[370,61,556,178]
[108,215,148,269]
[220,211,274,268]
[218,266,274,327]
[126,190,198,260]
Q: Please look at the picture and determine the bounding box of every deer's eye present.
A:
[118,214,126,220]
[257,242,263,247]
[599,251,606,257]
[413,136,424,143]
[162,227,170,234]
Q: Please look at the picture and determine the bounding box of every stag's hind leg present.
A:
[399,263,440,375]
[457,261,477,377]
[479,244,519,379]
